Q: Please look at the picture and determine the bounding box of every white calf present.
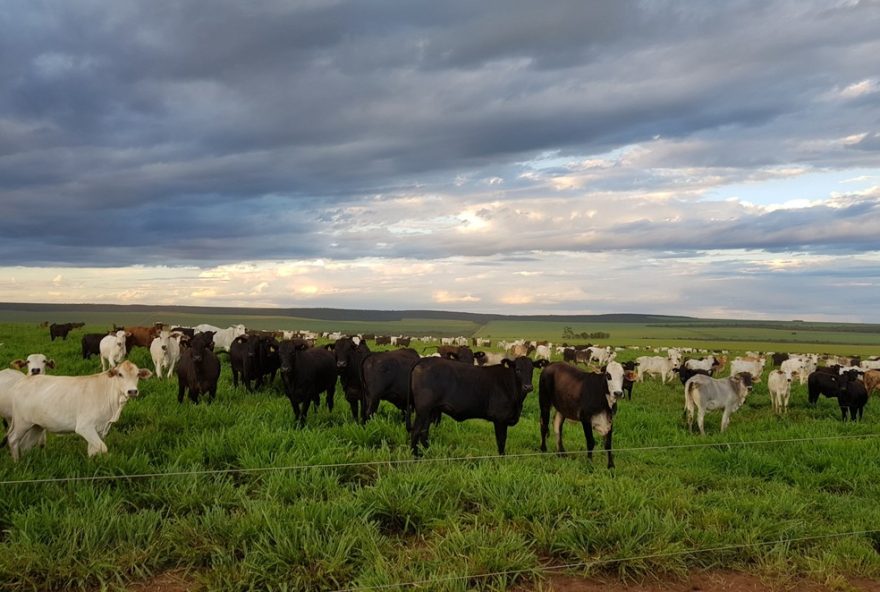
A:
[767,369,792,414]
[100,330,128,371]
[635,356,676,383]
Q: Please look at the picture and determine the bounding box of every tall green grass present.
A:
[0,323,878,591]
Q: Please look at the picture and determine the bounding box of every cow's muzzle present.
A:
[522,384,534,393]
[30,369,41,375]
[336,361,347,368]
[127,389,139,397]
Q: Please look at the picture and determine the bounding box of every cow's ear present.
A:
[46,359,56,369]
[10,359,26,370]
[233,335,248,344]
[125,332,132,337]
[138,368,153,379]
[501,358,514,368]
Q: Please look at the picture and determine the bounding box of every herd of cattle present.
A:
[0,322,877,468]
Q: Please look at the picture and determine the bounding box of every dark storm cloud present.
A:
[1,0,879,266]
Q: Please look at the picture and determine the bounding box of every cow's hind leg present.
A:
[698,408,707,435]
[410,412,429,457]
[554,411,566,455]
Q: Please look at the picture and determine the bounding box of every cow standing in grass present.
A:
[684,373,753,435]
[538,361,624,469]
[408,356,542,456]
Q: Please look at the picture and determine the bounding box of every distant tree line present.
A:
[562,326,610,340]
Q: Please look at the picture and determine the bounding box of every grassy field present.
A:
[0,322,879,591]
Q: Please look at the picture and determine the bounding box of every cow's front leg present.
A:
[76,425,108,456]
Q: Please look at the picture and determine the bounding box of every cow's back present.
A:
[0,369,26,418]
[11,374,111,431]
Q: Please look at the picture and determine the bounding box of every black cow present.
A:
[361,348,421,421]
[333,337,372,421]
[375,336,392,346]
[563,348,577,364]
[439,345,475,365]
[49,322,84,341]
[808,370,843,405]
[397,337,412,347]
[621,360,639,400]
[80,333,107,359]
[407,356,541,456]
[673,366,712,386]
[176,332,220,404]
[771,352,790,367]
[838,369,868,421]
[229,334,280,392]
[538,362,621,469]
[278,340,337,426]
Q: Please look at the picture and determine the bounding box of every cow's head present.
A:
[333,337,356,368]
[108,360,152,397]
[11,354,56,375]
[502,356,536,398]
[603,361,625,407]
[732,372,754,401]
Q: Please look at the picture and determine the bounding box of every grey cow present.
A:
[684,372,753,435]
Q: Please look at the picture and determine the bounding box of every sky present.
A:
[1,0,879,321]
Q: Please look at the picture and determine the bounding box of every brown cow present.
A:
[120,325,163,349]
[865,370,880,397]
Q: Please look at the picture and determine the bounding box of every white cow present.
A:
[684,373,753,435]
[475,351,508,366]
[860,359,880,371]
[780,357,808,385]
[150,330,184,379]
[534,345,552,361]
[9,354,55,376]
[730,357,765,382]
[589,346,615,365]
[767,369,792,415]
[100,330,128,371]
[635,356,676,383]
[6,360,152,460]
[683,356,717,373]
[193,324,246,351]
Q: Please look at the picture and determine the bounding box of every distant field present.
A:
[477,321,880,355]
[3,305,879,356]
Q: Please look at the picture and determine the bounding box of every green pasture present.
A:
[0,322,879,591]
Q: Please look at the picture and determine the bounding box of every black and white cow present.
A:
[538,361,625,469]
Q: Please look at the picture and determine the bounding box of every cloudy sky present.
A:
[2,1,879,321]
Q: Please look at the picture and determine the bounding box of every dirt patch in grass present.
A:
[531,570,880,592]
[127,570,200,592]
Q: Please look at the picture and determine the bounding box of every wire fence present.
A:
[1,432,877,486]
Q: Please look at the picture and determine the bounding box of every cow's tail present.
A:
[358,353,371,424]
[405,359,420,432]
[683,380,696,420]
[1,418,9,448]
